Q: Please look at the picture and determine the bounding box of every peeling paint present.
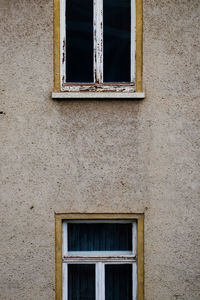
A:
[61,83,136,93]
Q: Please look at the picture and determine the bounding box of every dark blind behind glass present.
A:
[105,264,132,300]
[103,0,131,82]
[68,223,132,251]
[66,0,93,82]
[68,264,95,300]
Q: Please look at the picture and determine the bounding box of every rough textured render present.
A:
[0,0,200,299]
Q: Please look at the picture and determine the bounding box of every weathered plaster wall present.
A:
[0,0,200,299]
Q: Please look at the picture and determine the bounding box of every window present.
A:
[53,0,144,98]
[55,213,144,300]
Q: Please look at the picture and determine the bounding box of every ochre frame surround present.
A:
[53,0,143,93]
[55,213,144,300]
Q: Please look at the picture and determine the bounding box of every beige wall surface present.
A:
[0,0,200,299]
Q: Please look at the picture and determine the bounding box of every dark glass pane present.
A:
[68,223,132,251]
[103,0,131,82]
[66,0,93,82]
[105,264,132,300]
[68,264,95,300]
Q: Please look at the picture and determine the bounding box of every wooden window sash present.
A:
[59,0,138,92]
[55,213,144,300]
[53,0,143,94]
[61,219,138,300]
[94,0,103,84]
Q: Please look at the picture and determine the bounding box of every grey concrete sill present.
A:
[52,92,145,99]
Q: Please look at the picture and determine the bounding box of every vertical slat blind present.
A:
[105,264,132,300]
[68,264,95,300]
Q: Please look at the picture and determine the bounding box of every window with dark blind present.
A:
[68,264,95,300]
[105,264,132,300]
[68,223,132,251]
[61,220,138,300]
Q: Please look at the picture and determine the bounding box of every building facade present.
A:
[1,0,200,299]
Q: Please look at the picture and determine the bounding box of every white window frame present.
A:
[51,0,145,98]
[62,220,137,300]
[53,0,144,98]
[60,0,136,93]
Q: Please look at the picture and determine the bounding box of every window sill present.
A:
[52,92,145,99]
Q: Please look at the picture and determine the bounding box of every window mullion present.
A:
[94,0,103,83]
[96,262,105,300]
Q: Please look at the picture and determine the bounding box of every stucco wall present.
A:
[0,0,200,299]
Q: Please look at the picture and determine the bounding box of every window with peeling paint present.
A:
[65,0,131,83]
[59,0,138,93]
[53,0,143,97]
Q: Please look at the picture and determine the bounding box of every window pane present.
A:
[68,223,132,251]
[105,264,132,300]
[103,0,131,82]
[66,0,93,82]
[68,264,95,300]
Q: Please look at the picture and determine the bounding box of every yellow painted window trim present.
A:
[53,0,143,96]
[55,213,144,300]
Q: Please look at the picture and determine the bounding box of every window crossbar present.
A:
[63,256,136,263]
